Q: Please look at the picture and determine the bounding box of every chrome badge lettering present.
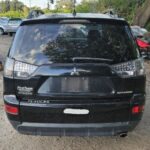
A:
[17,86,33,95]
[28,99,51,104]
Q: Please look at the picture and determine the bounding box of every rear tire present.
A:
[0,28,4,35]
[9,33,13,36]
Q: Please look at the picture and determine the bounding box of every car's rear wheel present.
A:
[8,32,13,36]
[0,28,4,35]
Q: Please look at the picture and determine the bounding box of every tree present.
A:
[0,0,29,18]
[13,0,18,11]
[133,0,150,27]
[76,0,145,23]
[47,1,50,10]
[0,0,4,12]
[5,0,10,11]
[56,0,74,12]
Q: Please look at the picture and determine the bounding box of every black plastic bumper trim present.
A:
[10,121,139,136]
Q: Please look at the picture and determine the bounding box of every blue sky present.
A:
[19,0,82,9]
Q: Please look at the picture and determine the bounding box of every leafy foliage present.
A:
[0,10,26,18]
[0,0,29,18]
[0,0,148,27]
[146,22,150,31]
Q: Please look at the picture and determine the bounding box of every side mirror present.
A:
[0,61,3,71]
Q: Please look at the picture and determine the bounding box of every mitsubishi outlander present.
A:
[3,13,146,137]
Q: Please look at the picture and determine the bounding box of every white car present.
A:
[131,25,148,38]
[0,17,9,35]
[0,18,22,36]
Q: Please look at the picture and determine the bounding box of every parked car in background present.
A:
[5,18,22,36]
[0,17,9,35]
[0,17,9,24]
[0,18,22,36]
[131,26,148,38]
[131,26,150,58]
[143,32,150,43]
[136,38,150,58]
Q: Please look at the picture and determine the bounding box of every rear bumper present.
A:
[4,94,145,136]
[10,120,139,136]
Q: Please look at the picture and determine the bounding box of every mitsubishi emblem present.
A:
[71,67,80,76]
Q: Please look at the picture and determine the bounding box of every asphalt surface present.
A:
[0,35,150,150]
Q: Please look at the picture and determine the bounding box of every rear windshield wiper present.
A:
[72,57,113,63]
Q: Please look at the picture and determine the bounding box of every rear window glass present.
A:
[10,22,139,65]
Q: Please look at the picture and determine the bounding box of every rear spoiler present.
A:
[21,18,129,26]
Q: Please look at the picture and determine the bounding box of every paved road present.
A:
[0,35,150,150]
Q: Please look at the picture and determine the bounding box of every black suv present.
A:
[3,13,146,137]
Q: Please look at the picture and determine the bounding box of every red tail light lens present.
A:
[132,105,144,114]
[5,104,19,115]
[136,39,150,48]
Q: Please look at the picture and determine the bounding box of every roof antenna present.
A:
[73,0,76,17]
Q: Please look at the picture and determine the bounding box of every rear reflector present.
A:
[5,104,19,115]
[132,105,144,114]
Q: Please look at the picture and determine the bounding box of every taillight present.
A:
[5,104,19,115]
[111,59,145,77]
[132,105,144,114]
[14,61,38,79]
[4,57,14,78]
[4,57,38,79]
[137,39,150,48]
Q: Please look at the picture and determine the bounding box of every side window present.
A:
[8,20,21,26]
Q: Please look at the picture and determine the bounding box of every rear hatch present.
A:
[9,18,142,123]
[18,64,132,123]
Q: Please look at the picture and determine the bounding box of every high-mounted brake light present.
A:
[5,104,19,115]
[111,59,145,77]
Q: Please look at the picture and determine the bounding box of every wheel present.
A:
[9,32,13,36]
[0,28,4,35]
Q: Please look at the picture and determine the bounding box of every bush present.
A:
[145,21,150,31]
[0,11,26,18]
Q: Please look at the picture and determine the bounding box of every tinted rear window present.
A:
[10,22,139,65]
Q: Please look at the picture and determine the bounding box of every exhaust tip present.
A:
[119,132,128,138]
